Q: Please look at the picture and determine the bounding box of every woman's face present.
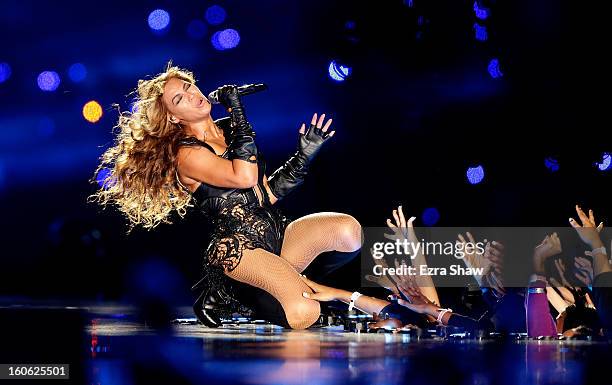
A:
[162,77,211,124]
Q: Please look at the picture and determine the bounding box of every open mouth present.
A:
[198,97,204,107]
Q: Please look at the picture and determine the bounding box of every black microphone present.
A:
[207,83,268,105]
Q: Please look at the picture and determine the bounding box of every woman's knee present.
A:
[335,214,362,252]
[285,299,321,330]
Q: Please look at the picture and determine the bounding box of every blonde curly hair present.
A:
[88,62,197,232]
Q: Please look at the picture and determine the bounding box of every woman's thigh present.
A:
[224,247,321,330]
[279,212,362,272]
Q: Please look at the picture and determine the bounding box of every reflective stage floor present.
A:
[1,305,610,385]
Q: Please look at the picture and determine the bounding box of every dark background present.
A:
[0,0,609,304]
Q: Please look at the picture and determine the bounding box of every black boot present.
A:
[193,287,225,328]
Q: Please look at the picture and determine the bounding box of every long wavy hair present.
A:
[88,62,197,232]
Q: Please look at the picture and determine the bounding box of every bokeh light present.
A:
[596,152,611,171]
[83,100,103,123]
[328,60,352,82]
[345,20,356,30]
[212,29,240,50]
[422,207,440,226]
[96,167,115,189]
[544,157,559,172]
[211,31,223,50]
[205,5,227,25]
[37,71,61,91]
[0,62,11,83]
[466,165,485,184]
[218,29,240,49]
[474,1,490,20]
[148,9,170,31]
[474,23,488,41]
[187,19,207,39]
[488,58,503,78]
[68,63,87,82]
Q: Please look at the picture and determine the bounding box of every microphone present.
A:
[207,83,268,105]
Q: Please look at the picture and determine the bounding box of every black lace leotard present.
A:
[176,118,290,316]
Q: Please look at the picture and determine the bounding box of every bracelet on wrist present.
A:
[348,291,362,311]
[436,308,452,325]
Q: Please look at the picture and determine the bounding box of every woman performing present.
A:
[89,63,363,329]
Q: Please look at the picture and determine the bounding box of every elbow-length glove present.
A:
[268,122,333,199]
[216,85,258,163]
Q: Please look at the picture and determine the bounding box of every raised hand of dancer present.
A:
[485,241,505,274]
[297,113,335,163]
[569,205,604,249]
[533,232,562,274]
[384,205,411,242]
[569,204,611,279]
[575,256,594,287]
[548,259,576,304]
[384,205,441,306]
[553,258,572,288]
[463,236,507,294]
[457,232,491,286]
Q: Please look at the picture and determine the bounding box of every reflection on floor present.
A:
[87,315,608,385]
[1,304,608,385]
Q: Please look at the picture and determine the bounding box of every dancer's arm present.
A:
[300,276,389,315]
[569,205,612,334]
[179,85,259,188]
[385,206,441,307]
[266,113,335,203]
[526,232,562,337]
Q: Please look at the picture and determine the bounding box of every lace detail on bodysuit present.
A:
[205,194,287,271]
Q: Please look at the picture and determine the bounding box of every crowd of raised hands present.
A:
[299,204,612,338]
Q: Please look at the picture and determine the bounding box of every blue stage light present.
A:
[205,5,227,25]
[0,62,11,83]
[212,29,240,50]
[488,58,503,78]
[473,1,490,20]
[211,31,223,50]
[544,157,559,172]
[148,9,170,31]
[466,165,485,184]
[187,19,207,39]
[328,60,352,82]
[345,20,356,30]
[68,63,87,82]
[422,207,440,226]
[404,0,414,7]
[37,71,61,91]
[218,29,240,49]
[474,23,488,41]
[596,152,611,171]
[96,167,115,189]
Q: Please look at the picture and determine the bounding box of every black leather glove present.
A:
[214,86,258,163]
[215,84,252,133]
[268,121,333,199]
